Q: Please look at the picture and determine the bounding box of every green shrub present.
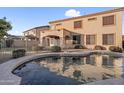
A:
[109,46,123,53]
[74,44,87,49]
[73,70,81,79]
[32,46,44,51]
[94,45,106,50]
[50,46,61,52]
[12,49,26,58]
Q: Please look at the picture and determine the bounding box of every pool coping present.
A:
[0,50,124,85]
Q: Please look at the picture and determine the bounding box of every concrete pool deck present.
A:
[0,50,124,85]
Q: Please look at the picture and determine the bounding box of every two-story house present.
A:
[24,8,124,49]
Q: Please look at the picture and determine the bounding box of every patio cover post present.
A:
[60,37,65,49]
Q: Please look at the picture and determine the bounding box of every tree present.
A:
[0,17,12,40]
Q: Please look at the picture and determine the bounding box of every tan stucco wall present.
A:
[12,40,39,48]
[50,11,122,49]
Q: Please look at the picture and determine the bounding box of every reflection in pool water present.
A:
[13,55,124,85]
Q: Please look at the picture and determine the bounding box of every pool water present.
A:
[13,55,124,85]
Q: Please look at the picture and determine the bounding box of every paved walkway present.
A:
[87,79,124,85]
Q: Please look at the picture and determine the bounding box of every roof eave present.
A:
[23,25,50,33]
[49,7,124,24]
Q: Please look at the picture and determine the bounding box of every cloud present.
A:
[65,9,81,17]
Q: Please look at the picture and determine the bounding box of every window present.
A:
[103,34,114,45]
[86,35,96,45]
[74,21,82,28]
[103,15,115,26]
[88,17,97,21]
[73,35,81,44]
[56,23,61,26]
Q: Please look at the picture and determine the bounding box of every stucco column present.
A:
[81,34,84,45]
[39,36,44,46]
[60,37,65,48]
[97,33,102,46]
[83,35,86,46]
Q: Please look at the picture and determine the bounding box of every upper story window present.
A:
[103,15,115,26]
[56,23,61,26]
[88,17,97,21]
[74,20,82,29]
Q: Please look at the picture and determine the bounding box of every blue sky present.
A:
[0,7,123,35]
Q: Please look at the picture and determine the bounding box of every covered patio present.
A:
[42,35,60,47]
[39,28,83,49]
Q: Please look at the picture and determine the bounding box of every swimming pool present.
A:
[13,54,124,85]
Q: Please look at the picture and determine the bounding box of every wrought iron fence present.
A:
[0,47,12,64]
[0,46,41,64]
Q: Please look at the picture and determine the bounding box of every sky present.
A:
[0,7,123,35]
